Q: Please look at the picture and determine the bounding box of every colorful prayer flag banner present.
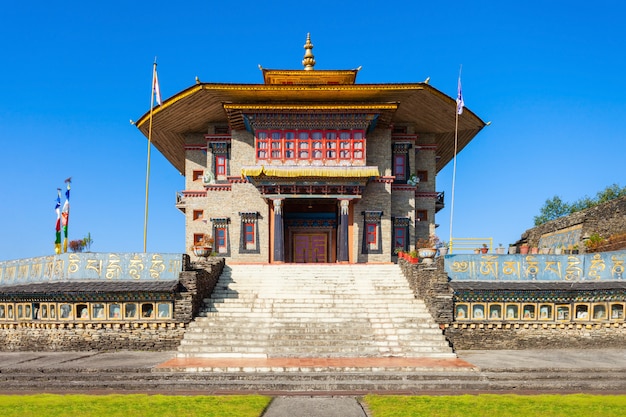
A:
[55,189,61,254]
[62,179,71,253]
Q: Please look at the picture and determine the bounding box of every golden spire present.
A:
[302,33,315,71]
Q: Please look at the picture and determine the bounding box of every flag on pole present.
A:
[152,63,162,106]
[54,189,62,254]
[456,76,464,115]
[61,178,71,253]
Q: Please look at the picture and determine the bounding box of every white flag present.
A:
[456,76,464,115]
[153,65,162,106]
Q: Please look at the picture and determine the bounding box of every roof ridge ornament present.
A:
[302,33,315,71]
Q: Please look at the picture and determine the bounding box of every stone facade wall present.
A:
[0,259,224,352]
[519,196,626,251]
[414,134,437,241]
[354,181,392,263]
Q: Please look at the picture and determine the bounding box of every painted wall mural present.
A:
[445,251,625,281]
[0,253,184,285]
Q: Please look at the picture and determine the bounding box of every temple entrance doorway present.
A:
[283,199,337,263]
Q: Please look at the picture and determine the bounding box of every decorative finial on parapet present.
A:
[302,33,316,70]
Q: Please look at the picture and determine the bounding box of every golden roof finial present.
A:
[302,33,315,71]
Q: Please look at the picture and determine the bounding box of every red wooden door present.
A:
[293,233,327,263]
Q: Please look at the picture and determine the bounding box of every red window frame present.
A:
[215,155,227,176]
[394,227,405,249]
[366,223,377,244]
[244,222,255,244]
[216,228,227,251]
[255,129,365,163]
[394,154,406,181]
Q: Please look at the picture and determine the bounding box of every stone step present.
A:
[5,368,626,392]
[178,263,452,359]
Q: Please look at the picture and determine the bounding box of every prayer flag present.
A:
[55,189,61,254]
[61,179,70,253]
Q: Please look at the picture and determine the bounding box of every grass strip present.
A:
[0,394,271,417]
[364,394,626,417]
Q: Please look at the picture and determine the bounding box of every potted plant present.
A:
[495,243,506,255]
[416,235,438,263]
[408,250,419,264]
[554,244,563,255]
[572,244,579,254]
[520,243,530,255]
[508,244,517,255]
[438,241,449,256]
[191,234,214,258]
[480,243,489,254]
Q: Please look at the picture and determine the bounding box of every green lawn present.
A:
[364,394,626,417]
[0,394,271,417]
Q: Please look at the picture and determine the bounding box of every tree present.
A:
[533,196,571,226]
[534,184,626,226]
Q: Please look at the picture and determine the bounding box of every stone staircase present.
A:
[177,263,454,359]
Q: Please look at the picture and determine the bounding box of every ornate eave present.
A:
[223,105,396,132]
[135,82,485,175]
[240,165,378,199]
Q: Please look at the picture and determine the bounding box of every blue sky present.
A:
[1,1,625,260]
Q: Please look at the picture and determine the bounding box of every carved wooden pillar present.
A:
[273,199,284,262]
[337,199,350,262]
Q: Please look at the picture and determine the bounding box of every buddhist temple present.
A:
[135,34,486,263]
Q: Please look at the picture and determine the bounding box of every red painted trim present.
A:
[205,184,232,192]
[181,190,207,198]
[392,184,417,191]
[374,176,395,184]
[228,176,248,183]
[415,191,439,198]
[391,134,418,141]
[184,145,207,151]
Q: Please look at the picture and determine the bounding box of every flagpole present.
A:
[449,65,463,248]
[144,59,157,253]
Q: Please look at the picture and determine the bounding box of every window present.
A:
[0,304,6,319]
[193,234,205,246]
[192,170,203,181]
[393,154,406,181]
[216,227,227,253]
[255,129,365,163]
[59,304,72,319]
[362,211,383,254]
[416,170,428,183]
[416,210,428,222]
[366,223,377,244]
[193,210,203,221]
[215,155,227,176]
[245,223,255,246]
[394,227,406,250]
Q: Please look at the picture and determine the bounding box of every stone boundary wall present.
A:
[519,195,626,251]
[0,258,224,352]
[444,323,626,350]
[398,257,453,324]
[398,257,626,350]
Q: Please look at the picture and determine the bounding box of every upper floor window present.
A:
[255,129,365,164]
